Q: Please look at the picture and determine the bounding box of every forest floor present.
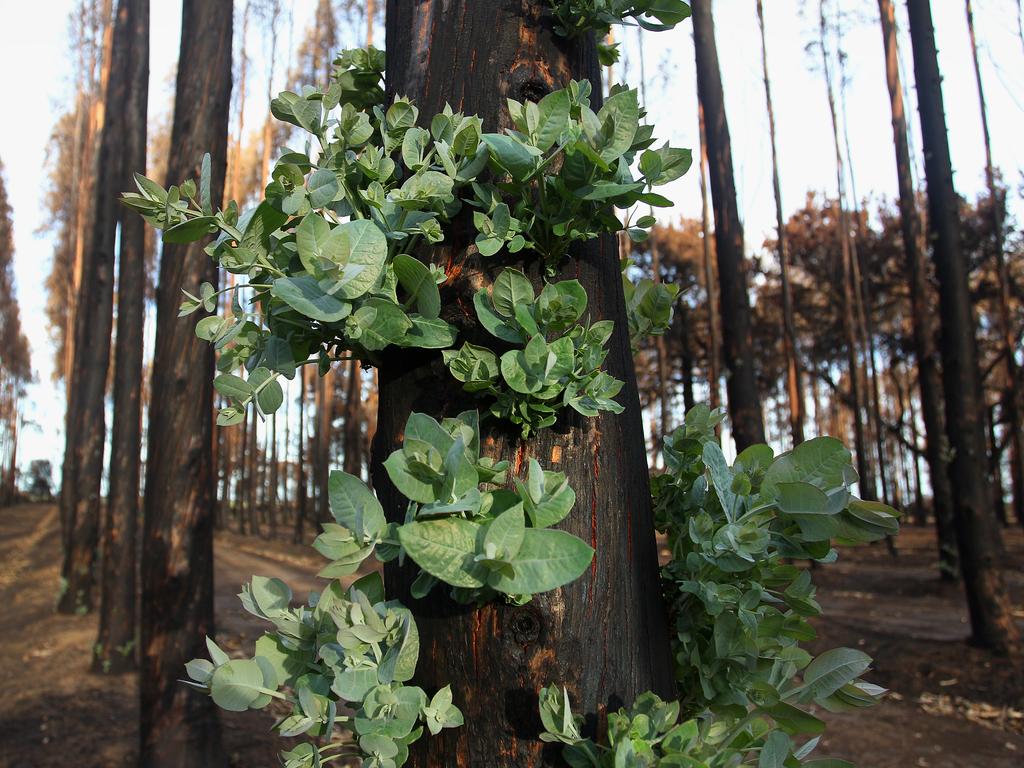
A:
[0,502,1021,767]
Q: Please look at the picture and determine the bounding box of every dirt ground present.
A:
[0,503,1020,767]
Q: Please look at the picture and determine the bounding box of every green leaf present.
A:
[759,730,790,768]
[328,470,386,540]
[482,133,536,180]
[163,216,218,244]
[473,289,525,344]
[200,153,212,215]
[307,168,340,208]
[209,659,267,712]
[483,504,526,560]
[535,89,571,151]
[799,648,872,702]
[488,528,593,594]
[398,519,488,588]
[650,146,692,186]
[492,269,535,317]
[394,254,441,319]
[272,276,351,322]
[351,298,414,351]
[321,219,389,300]
[256,377,284,414]
[214,373,252,401]
[595,89,639,162]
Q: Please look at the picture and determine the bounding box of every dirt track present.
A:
[0,503,1020,767]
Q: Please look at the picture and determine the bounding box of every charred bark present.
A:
[138,0,232,764]
[93,0,149,672]
[692,0,764,449]
[906,0,1019,654]
[374,3,675,764]
[877,0,957,577]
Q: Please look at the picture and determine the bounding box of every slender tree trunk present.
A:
[268,411,278,536]
[965,0,1024,529]
[365,0,375,46]
[230,1,250,203]
[817,0,874,503]
[58,0,118,615]
[877,0,957,576]
[376,4,674,763]
[93,0,149,673]
[907,0,1019,654]
[692,0,764,449]
[343,360,363,477]
[677,302,695,415]
[138,1,232,764]
[697,102,720,412]
[756,0,803,447]
[987,403,1008,526]
[292,369,308,544]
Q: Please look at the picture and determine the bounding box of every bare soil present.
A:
[0,503,1020,767]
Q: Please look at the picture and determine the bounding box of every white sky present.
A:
[1,0,1022,474]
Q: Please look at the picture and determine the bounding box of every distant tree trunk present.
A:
[877,0,957,577]
[987,402,1008,526]
[692,0,764,449]
[965,0,1024,530]
[677,302,695,414]
[907,0,1019,654]
[756,0,803,447]
[138,1,232,764]
[342,360,363,476]
[316,371,333,520]
[697,102,720,412]
[58,0,117,615]
[268,412,278,536]
[817,0,874,503]
[292,368,308,544]
[247,406,261,536]
[230,1,250,203]
[376,4,674,763]
[93,0,149,673]
[365,0,375,45]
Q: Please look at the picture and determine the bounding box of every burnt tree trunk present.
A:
[93,0,149,673]
[964,0,1024,530]
[906,0,1020,654]
[374,3,674,764]
[818,0,874,503]
[697,101,720,412]
[343,360,364,477]
[138,0,232,764]
[692,0,764,449]
[756,0,804,447]
[877,0,957,577]
[58,0,116,615]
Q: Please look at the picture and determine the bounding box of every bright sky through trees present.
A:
[1,0,1021,473]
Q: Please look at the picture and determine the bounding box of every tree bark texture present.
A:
[876,0,957,577]
[374,3,675,764]
[691,0,765,450]
[964,0,1024,530]
[906,0,1020,654]
[138,0,232,764]
[94,0,149,673]
[756,0,804,448]
[58,0,118,615]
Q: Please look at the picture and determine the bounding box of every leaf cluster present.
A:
[547,1,692,63]
[184,572,461,768]
[470,80,690,267]
[316,410,593,604]
[539,686,853,768]
[444,268,624,437]
[622,257,680,351]
[122,49,689,434]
